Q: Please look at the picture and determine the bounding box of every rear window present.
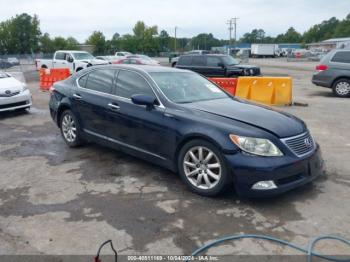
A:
[331,51,350,63]
[178,56,192,65]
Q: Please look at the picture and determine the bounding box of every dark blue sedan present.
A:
[49,65,324,197]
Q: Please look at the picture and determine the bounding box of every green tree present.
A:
[334,14,350,38]
[39,33,54,53]
[276,27,302,43]
[0,13,41,54]
[86,31,106,55]
[303,17,339,43]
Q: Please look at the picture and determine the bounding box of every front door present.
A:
[106,69,168,159]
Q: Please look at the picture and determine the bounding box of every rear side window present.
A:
[207,56,222,67]
[84,69,116,94]
[116,70,155,99]
[178,56,192,65]
[331,51,350,63]
[192,56,206,66]
[78,74,88,88]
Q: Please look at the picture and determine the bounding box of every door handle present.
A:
[73,93,82,100]
[108,103,120,111]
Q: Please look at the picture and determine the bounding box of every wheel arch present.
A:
[56,103,72,127]
[173,133,228,172]
[332,76,350,88]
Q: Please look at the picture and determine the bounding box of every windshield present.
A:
[72,52,94,60]
[150,72,228,103]
[221,56,239,66]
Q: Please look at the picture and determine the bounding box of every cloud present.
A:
[0,0,349,42]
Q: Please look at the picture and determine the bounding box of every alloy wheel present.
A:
[335,81,350,96]
[183,146,222,190]
[62,114,77,143]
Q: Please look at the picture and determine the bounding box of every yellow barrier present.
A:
[236,77,292,106]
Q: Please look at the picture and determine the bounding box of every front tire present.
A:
[178,139,230,196]
[60,110,84,147]
[332,78,350,97]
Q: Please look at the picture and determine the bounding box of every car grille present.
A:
[282,132,315,157]
[0,91,20,97]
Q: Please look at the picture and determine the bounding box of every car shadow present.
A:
[0,109,29,120]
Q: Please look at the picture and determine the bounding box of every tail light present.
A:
[49,86,55,94]
[316,65,328,71]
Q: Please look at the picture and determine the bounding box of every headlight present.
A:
[230,134,283,156]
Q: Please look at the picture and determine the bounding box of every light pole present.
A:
[174,26,177,53]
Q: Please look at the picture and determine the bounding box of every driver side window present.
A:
[116,70,155,99]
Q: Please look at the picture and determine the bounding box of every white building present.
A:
[307,37,350,51]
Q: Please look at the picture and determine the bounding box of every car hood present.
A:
[184,98,306,138]
[0,76,24,93]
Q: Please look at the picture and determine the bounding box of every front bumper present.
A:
[225,144,324,197]
[0,89,32,112]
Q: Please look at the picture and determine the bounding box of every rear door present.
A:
[106,69,168,159]
[73,69,118,136]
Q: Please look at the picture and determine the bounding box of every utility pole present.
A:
[174,26,177,53]
[226,18,238,54]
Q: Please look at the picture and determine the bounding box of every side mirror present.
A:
[131,94,157,108]
[67,56,74,63]
[218,62,225,68]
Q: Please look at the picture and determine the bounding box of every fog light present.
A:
[252,181,277,190]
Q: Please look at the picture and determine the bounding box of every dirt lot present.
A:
[0,59,349,258]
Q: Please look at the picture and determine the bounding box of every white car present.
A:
[115,51,132,59]
[0,72,32,112]
[35,50,109,74]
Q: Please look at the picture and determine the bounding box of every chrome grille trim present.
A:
[0,91,20,97]
[281,131,315,157]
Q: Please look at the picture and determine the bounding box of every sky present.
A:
[0,0,349,42]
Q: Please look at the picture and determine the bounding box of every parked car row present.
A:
[0,57,20,69]
[35,51,162,73]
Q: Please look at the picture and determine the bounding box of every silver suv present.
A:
[312,49,350,97]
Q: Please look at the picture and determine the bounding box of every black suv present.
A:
[176,54,261,77]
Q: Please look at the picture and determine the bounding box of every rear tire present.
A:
[332,78,350,97]
[60,110,84,147]
[177,139,230,197]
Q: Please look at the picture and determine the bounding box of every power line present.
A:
[174,26,177,52]
[226,17,239,53]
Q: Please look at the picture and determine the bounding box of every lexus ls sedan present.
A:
[49,65,324,197]
[0,72,32,112]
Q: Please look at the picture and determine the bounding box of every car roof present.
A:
[56,50,89,53]
[89,64,190,74]
[180,54,226,57]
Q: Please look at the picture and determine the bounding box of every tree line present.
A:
[0,13,349,55]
